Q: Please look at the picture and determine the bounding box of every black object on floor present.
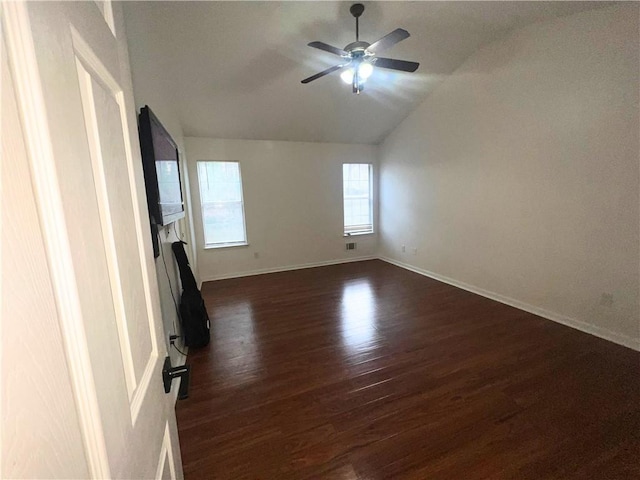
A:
[172,241,210,348]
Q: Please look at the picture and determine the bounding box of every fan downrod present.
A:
[350,3,365,41]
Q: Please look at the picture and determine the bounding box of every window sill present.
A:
[204,242,249,250]
[344,231,375,237]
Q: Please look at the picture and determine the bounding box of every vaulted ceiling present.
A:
[123,1,608,145]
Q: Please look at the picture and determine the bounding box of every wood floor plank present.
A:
[176,260,640,479]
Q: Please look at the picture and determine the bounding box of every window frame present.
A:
[196,160,249,249]
[342,163,374,236]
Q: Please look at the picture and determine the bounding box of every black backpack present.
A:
[171,241,210,348]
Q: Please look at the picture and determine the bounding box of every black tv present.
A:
[138,105,185,228]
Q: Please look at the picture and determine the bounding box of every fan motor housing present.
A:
[344,41,370,54]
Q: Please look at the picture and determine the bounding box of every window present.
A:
[197,161,247,247]
[343,163,373,235]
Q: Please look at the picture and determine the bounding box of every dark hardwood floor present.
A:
[176,260,639,479]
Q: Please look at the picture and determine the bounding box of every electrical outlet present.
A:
[254,252,259,259]
[412,248,417,255]
[169,334,179,346]
[401,245,406,253]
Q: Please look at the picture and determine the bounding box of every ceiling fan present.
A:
[301,3,419,94]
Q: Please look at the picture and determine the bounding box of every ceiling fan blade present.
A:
[307,41,347,57]
[374,57,420,72]
[301,64,346,84]
[366,28,410,54]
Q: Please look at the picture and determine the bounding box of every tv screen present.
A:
[138,106,185,227]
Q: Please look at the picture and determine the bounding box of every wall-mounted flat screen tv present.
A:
[138,105,185,227]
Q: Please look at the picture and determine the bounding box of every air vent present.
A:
[346,242,357,251]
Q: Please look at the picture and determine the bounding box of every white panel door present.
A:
[3,1,183,478]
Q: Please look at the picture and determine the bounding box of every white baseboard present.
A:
[200,255,376,283]
[379,256,640,352]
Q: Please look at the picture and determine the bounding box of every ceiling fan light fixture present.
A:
[341,62,373,85]
[358,62,373,80]
[340,69,354,84]
[301,3,419,91]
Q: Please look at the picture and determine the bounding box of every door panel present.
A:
[3,1,183,478]
[156,422,178,480]
[75,47,156,411]
[1,34,90,480]
[93,0,116,36]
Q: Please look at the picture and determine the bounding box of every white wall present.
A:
[185,138,378,280]
[379,4,639,348]
[123,11,196,363]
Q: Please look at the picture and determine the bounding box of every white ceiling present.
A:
[123,1,609,145]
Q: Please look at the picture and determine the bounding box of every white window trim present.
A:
[344,231,375,237]
[204,242,249,250]
[343,163,374,236]
[197,160,248,248]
